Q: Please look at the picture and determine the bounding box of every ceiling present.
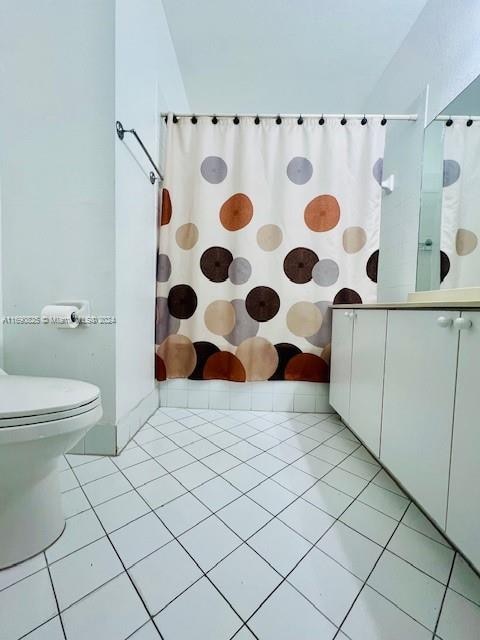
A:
[162,0,429,114]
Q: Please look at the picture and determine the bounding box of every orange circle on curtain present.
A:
[220,193,253,231]
[156,335,197,378]
[304,195,340,232]
[160,188,172,226]
[236,337,279,381]
[285,353,329,382]
[203,351,246,382]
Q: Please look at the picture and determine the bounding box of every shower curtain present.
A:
[156,116,385,383]
[440,121,480,288]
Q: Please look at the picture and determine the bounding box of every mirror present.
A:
[417,76,480,291]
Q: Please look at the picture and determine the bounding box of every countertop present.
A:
[332,302,480,310]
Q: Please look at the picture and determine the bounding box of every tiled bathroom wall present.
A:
[158,380,331,413]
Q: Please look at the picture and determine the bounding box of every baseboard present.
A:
[158,379,332,413]
[116,386,160,453]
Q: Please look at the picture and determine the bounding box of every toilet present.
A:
[0,370,102,569]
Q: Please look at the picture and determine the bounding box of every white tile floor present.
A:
[2,408,480,640]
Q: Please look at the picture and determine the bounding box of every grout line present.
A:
[432,551,456,637]
[43,555,68,640]
[330,498,421,639]
[62,459,165,640]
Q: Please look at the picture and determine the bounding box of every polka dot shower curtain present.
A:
[440,121,480,288]
[155,115,385,383]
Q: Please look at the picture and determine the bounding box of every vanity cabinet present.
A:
[330,306,480,569]
[446,312,480,567]
[380,310,459,527]
[330,309,387,456]
[329,309,354,421]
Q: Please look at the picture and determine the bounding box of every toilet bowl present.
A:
[0,373,102,569]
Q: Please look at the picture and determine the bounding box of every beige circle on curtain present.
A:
[176,223,199,250]
[236,337,279,381]
[342,226,367,253]
[257,224,283,251]
[204,300,236,335]
[456,228,478,256]
[287,301,323,337]
[156,335,197,378]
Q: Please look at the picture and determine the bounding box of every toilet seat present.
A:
[0,375,101,428]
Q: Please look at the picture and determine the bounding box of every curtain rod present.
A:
[435,115,480,122]
[161,112,418,122]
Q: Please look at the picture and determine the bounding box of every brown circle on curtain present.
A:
[204,300,236,335]
[236,337,279,381]
[333,288,362,305]
[257,224,283,251]
[366,250,379,283]
[304,195,340,232]
[286,301,322,337]
[220,193,253,231]
[200,246,234,282]
[155,354,166,381]
[168,284,198,319]
[176,223,199,250]
[159,188,172,226]
[285,353,329,382]
[269,343,302,380]
[157,334,197,378]
[321,343,331,365]
[343,226,367,253]
[189,342,220,380]
[245,286,280,322]
[203,351,246,382]
[440,251,450,282]
[283,247,319,283]
[456,228,478,256]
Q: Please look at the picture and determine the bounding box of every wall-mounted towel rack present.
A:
[116,121,163,184]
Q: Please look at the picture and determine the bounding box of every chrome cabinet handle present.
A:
[344,311,355,319]
[437,316,453,328]
[454,317,473,331]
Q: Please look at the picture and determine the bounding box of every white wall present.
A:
[114,0,188,449]
[0,0,188,453]
[365,0,480,122]
[0,0,117,452]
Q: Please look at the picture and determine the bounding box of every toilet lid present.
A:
[0,375,101,422]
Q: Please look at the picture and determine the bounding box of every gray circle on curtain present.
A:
[228,257,252,284]
[443,159,461,187]
[287,157,313,184]
[200,156,228,184]
[224,299,259,346]
[305,301,332,347]
[372,157,383,185]
[312,259,339,286]
[157,253,172,282]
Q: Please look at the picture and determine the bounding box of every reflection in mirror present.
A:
[417,76,480,291]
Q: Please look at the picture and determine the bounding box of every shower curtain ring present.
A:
[319,114,325,125]
[361,114,368,125]
[381,115,387,126]
[341,114,347,125]
[467,117,473,127]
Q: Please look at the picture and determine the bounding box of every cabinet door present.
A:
[329,309,354,420]
[381,310,458,527]
[349,310,387,456]
[447,312,480,568]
